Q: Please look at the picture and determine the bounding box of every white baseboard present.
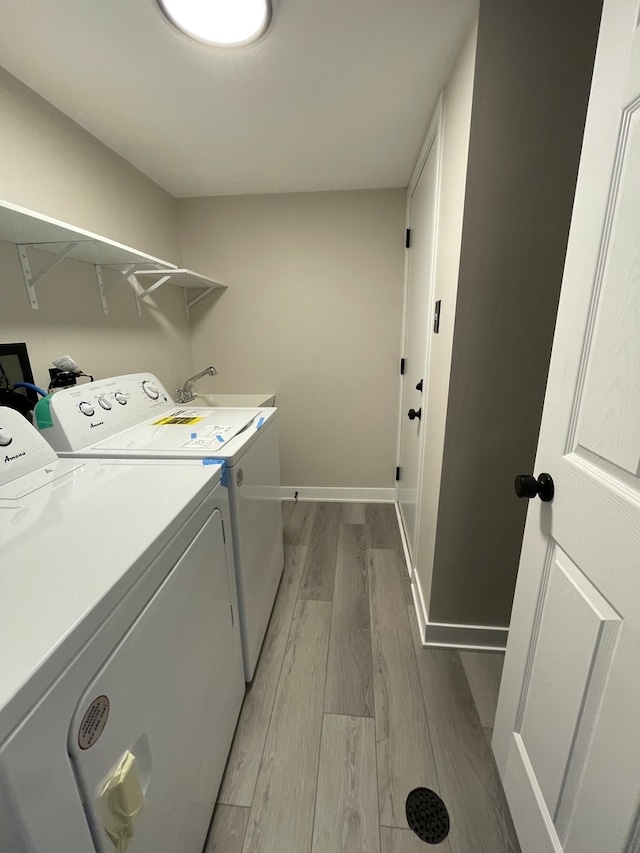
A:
[422,621,508,651]
[281,486,395,503]
[408,552,507,650]
[394,502,412,581]
[410,571,427,642]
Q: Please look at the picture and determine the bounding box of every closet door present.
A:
[397,107,441,566]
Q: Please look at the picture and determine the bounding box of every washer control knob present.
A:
[0,428,13,446]
[114,392,127,405]
[142,381,159,400]
[79,402,95,417]
[98,396,112,410]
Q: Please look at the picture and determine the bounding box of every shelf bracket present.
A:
[185,285,218,319]
[18,241,80,310]
[121,266,177,317]
[136,272,173,301]
[108,263,155,317]
[95,265,109,315]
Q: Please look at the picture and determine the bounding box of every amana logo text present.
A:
[4,451,26,463]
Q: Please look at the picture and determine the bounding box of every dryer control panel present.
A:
[0,406,59,486]
[34,374,174,452]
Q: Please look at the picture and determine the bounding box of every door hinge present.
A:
[434,299,441,334]
[405,228,412,249]
[395,466,401,482]
[400,357,406,375]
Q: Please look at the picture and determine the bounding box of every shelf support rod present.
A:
[186,286,217,312]
[110,263,152,317]
[136,274,172,300]
[95,265,109,315]
[17,241,80,310]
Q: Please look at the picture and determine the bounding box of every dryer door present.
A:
[68,507,244,853]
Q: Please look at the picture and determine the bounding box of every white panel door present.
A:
[397,110,441,563]
[493,1,640,851]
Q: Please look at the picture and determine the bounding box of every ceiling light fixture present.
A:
[159,0,271,47]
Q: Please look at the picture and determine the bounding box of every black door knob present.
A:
[514,473,554,502]
[408,408,422,421]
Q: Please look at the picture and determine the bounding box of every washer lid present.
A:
[0,446,224,743]
[90,407,262,454]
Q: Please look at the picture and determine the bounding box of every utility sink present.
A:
[193,393,276,407]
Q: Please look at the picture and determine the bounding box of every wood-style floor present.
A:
[204,501,520,853]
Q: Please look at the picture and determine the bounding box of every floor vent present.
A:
[405,787,450,844]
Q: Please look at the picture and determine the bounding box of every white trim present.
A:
[407,92,445,195]
[408,561,507,650]
[410,569,428,642]
[422,620,508,651]
[394,501,412,579]
[280,486,395,503]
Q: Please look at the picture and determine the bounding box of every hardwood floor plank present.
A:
[205,805,249,853]
[218,545,307,807]
[459,651,504,728]
[369,549,438,828]
[284,500,318,546]
[365,505,411,603]
[408,609,520,853]
[311,714,381,853]
[380,825,450,853]
[341,502,365,523]
[281,499,295,530]
[364,503,402,549]
[298,502,341,601]
[242,599,332,853]
[325,524,373,717]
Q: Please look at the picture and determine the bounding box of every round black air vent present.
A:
[405,787,450,844]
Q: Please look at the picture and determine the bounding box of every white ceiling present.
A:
[0,0,477,198]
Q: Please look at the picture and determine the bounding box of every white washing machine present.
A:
[35,373,285,681]
[0,407,244,853]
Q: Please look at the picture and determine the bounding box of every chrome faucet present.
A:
[176,366,217,403]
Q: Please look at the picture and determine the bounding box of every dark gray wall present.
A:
[429,0,603,626]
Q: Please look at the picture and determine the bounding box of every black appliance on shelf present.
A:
[0,342,39,419]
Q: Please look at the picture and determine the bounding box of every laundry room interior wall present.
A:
[0,68,181,261]
[177,190,406,491]
[427,0,603,629]
[0,67,194,394]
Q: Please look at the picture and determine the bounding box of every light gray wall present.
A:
[0,68,181,262]
[177,190,406,490]
[0,68,193,393]
[428,0,603,627]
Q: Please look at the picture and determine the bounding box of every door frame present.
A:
[395,94,444,603]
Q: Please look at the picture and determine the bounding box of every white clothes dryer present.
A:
[35,373,285,681]
[0,407,244,853]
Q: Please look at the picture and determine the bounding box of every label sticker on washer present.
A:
[78,695,110,749]
[152,415,204,426]
[180,425,242,448]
